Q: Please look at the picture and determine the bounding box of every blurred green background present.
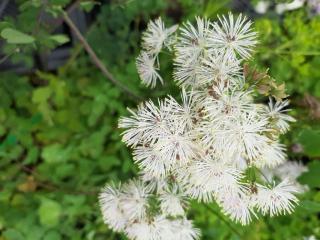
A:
[0,0,319,239]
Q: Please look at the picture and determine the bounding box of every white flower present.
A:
[174,17,212,87]
[175,17,211,62]
[200,112,270,161]
[275,0,305,14]
[275,161,308,180]
[173,58,202,87]
[209,13,257,60]
[196,51,242,86]
[126,216,200,240]
[142,17,178,55]
[159,185,187,217]
[136,51,163,88]
[164,89,198,130]
[203,89,255,122]
[126,220,159,240]
[254,1,271,14]
[121,180,151,221]
[133,145,170,179]
[255,178,300,217]
[99,184,128,231]
[254,141,287,168]
[155,127,196,167]
[181,157,244,202]
[169,218,201,240]
[139,171,169,194]
[217,191,255,225]
[102,14,304,237]
[118,100,167,146]
[265,98,296,134]
[303,235,318,240]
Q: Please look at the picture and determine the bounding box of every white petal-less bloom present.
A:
[209,13,257,60]
[174,17,212,87]
[180,157,244,202]
[133,145,170,179]
[201,113,270,162]
[217,191,255,225]
[224,113,270,160]
[173,58,202,87]
[203,89,255,122]
[254,141,286,168]
[169,218,201,240]
[164,89,198,130]
[275,161,308,180]
[99,184,128,231]
[126,220,158,240]
[139,171,169,194]
[155,129,196,167]
[126,216,200,240]
[159,185,187,217]
[101,14,306,238]
[142,17,178,54]
[121,180,151,221]
[176,17,211,62]
[255,178,300,217]
[118,100,167,146]
[196,51,242,86]
[136,51,163,88]
[265,98,296,134]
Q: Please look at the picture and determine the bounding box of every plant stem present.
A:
[205,204,243,238]
[63,12,142,101]
[0,48,19,65]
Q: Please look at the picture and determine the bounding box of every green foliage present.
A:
[299,161,320,188]
[298,129,320,157]
[0,0,319,240]
[1,28,35,44]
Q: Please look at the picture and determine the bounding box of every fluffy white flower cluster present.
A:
[99,13,308,239]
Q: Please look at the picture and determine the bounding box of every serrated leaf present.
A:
[1,28,35,44]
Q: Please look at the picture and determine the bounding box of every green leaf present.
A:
[38,198,62,227]
[298,200,320,213]
[32,87,52,104]
[80,1,100,12]
[3,228,25,240]
[49,34,70,45]
[298,161,320,188]
[41,144,72,163]
[43,230,61,240]
[298,129,320,157]
[1,28,35,44]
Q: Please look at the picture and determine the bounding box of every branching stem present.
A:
[63,12,142,101]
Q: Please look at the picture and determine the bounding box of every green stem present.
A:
[205,204,243,238]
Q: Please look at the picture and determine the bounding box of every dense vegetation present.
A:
[0,0,319,239]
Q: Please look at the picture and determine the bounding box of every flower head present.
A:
[209,13,257,60]
[265,98,296,134]
[142,17,178,54]
[136,51,163,88]
[255,179,300,217]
